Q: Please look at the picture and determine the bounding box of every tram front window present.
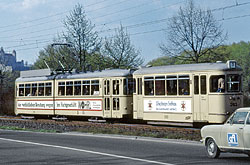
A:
[227,75,241,92]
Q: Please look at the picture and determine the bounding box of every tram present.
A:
[133,60,243,126]
[15,60,243,126]
[15,69,134,119]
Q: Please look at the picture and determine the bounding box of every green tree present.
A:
[226,41,250,92]
[147,56,177,66]
[32,44,77,71]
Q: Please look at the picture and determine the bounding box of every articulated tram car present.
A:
[15,60,243,126]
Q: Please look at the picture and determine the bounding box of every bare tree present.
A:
[102,25,144,69]
[160,0,227,63]
[63,3,100,72]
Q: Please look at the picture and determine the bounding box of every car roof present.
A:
[236,107,250,112]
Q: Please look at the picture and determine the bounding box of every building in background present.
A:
[0,47,29,71]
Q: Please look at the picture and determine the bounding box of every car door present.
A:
[243,113,250,151]
[220,111,248,150]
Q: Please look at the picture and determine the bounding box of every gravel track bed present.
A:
[0,117,201,141]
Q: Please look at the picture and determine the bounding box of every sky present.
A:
[0,0,250,65]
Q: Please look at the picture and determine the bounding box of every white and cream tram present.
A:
[15,60,243,126]
[133,60,243,126]
[15,69,134,119]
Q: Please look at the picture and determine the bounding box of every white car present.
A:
[201,107,250,158]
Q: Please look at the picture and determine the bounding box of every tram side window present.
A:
[25,84,31,96]
[144,77,154,95]
[210,75,225,93]
[155,76,165,95]
[227,75,241,92]
[19,84,24,96]
[167,76,177,95]
[123,78,135,95]
[91,80,99,95]
[74,81,81,95]
[178,75,190,95]
[58,82,65,96]
[66,81,73,95]
[45,83,52,96]
[104,80,110,95]
[83,80,90,95]
[113,80,119,95]
[137,78,142,95]
[31,83,37,96]
[38,83,45,96]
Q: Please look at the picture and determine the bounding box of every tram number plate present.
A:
[230,103,237,107]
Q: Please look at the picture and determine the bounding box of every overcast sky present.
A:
[0,0,250,65]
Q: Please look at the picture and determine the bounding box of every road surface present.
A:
[0,129,249,164]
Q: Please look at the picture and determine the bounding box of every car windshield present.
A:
[227,111,248,124]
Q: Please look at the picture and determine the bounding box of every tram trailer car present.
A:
[133,60,243,126]
[15,69,134,120]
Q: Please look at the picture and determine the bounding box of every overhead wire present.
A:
[0,0,112,30]
[3,0,250,52]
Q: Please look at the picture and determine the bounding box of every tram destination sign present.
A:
[144,99,191,113]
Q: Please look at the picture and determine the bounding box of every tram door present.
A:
[193,75,209,122]
[104,79,112,118]
[133,77,143,119]
[111,79,120,118]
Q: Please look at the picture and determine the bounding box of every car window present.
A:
[246,113,250,125]
[232,112,248,124]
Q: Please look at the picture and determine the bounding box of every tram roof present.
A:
[134,62,242,75]
[16,69,132,82]
[56,69,132,80]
